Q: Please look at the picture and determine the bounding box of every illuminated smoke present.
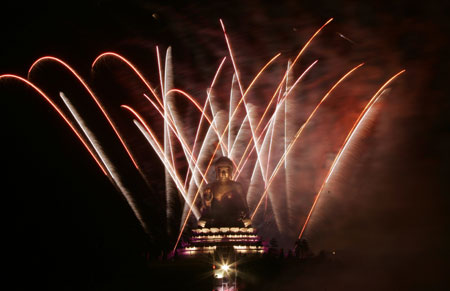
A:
[1,19,405,251]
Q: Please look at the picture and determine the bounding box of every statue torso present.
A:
[201,180,248,227]
[211,181,239,201]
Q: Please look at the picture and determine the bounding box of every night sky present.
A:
[2,1,449,290]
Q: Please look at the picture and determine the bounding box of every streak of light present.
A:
[173,141,222,253]
[159,47,177,218]
[92,52,163,109]
[297,69,406,240]
[134,119,189,201]
[250,63,364,220]
[60,92,149,233]
[60,92,114,178]
[220,19,278,184]
[234,60,319,180]
[143,91,206,187]
[142,93,208,185]
[167,88,232,164]
[337,32,356,45]
[186,57,227,188]
[156,46,165,104]
[159,46,174,171]
[144,93,206,188]
[206,86,225,157]
[121,105,182,193]
[250,124,305,220]
[229,115,249,157]
[183,111,223,191]
[180,113,225,225]
[237,19,332,186]
[228,53,281,127]
[254,19,333,134]
[0,74,108,176]
[264,100,279,182]
[28,56,140,170]
[228,74,236,156]
[121,105,196,211]
[168,47,275,192]
[227,52,282,169]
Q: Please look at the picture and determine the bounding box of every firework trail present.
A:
[0,74,151,234]
[297,70,406,241]
[1,18,404,251]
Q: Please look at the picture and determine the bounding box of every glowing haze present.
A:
[1,19,404,250]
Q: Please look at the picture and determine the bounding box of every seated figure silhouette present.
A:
[198,157,251,228]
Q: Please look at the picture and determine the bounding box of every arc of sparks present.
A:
[166,88,233,160]
[175,52,282,231]
[234,60,319,179]
[254,18,334,134]
[141,93,209,186]
[178,112,226,226]
[297,69,406,241]
[28,56,142,172]
[186,57,227,188]
[233,18,333,182]
[92,52,163,109]
[264,86,284,182]
[3,72,153,234]
[172,139,223,254]
[175,53,280,230]
[121,105,198,212]
[220,19,273,184]
[250,63,365,221]
[228,74,237,156]
[1,74,109,176]
[59,92,150,233]
[185,51,282,186]
[59,92,114,178]
[173,52,283,252]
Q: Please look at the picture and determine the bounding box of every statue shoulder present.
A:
[231,181,243,193]
[231,180,242,186]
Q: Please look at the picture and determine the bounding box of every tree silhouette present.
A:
[294,239,310,259]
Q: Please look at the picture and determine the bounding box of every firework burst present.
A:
[1,18,404,251]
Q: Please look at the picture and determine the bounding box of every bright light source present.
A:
[221,264,230,272]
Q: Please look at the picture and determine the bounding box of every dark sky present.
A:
[2,0,449,290]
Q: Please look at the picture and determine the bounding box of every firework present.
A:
[1,18,404,251]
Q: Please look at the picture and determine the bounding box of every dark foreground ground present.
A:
[148,251,448,291]
[10,248,446,291]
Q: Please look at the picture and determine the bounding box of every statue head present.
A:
[214,156,234,183]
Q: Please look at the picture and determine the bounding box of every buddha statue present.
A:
[198,157,251,228]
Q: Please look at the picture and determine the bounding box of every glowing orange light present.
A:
[297,69,406,240]
[254,18,333,133]
[250,63,364,220]
[0,74,108,176]
[120,105,195,207]
[221,19,283,177]
[172,52,282,253]
[186,57,227,187]
[28,56,140,170]
[166,88,232,159]
[234,60,319,180]
[140,94,208,184]
[92,52,163,109]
